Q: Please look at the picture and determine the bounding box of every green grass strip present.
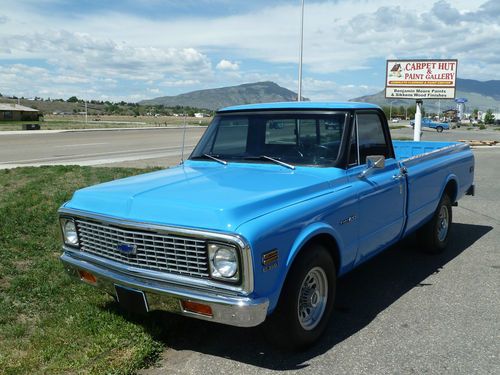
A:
[0,166,165,375]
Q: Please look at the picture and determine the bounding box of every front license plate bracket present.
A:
[115,284,149,314]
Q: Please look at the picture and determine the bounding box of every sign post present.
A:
[414,100,423,141]
[385,59,458,141]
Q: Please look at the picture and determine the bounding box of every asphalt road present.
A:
[0,127,206,169]
[391,125,500,142]
[138,147,499,375]
[1,125,498,169]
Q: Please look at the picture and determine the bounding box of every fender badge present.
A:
[339,215,356,225]
[262,249,279,272]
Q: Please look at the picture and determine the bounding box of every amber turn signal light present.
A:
[78,270,97,284]
[181,300,213,316]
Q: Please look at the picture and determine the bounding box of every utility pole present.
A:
[181,114,187,163]
[85,100,88,128]
[297,0,305,102]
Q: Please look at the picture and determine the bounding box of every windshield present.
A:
[190,111,349,167]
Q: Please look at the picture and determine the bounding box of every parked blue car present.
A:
[410,117,450,132]
[59,102,474,350]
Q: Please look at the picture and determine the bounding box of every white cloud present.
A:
[216,59,239,71]
[160,79,201,87]
[0,30,212,80]
[0,0,497,101]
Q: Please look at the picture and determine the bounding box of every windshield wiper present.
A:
[243,155,295,170]
[193,153,227,165]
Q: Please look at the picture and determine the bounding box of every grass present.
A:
[0,115,212,131]
[389,125,407,130]
[0,166,167,374]
[392,136,413,141]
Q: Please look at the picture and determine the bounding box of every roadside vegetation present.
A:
[0,166,166,374]
[388,125,407,130]
[0,115,212,131]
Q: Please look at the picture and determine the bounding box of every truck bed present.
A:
[392,140,474,237]
[393,140,464,161]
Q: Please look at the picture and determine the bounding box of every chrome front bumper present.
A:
[60,250,269,328]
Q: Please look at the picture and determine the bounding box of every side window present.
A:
[212,118,248,154]
[347,119,358,166]
[356,112,390,164]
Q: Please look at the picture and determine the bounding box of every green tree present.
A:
[67,96,79,102]
[381,106,390,118]
[484,109,495,125]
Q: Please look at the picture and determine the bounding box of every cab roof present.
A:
[218,101,381,112]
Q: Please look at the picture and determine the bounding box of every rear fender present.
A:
[440,174,458,203]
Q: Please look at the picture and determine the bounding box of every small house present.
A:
[0,103,40,121]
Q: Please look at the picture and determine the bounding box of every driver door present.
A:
[347,111,406,264]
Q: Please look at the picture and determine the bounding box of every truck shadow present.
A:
[108,222,492,371]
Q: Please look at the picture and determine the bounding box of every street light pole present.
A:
[297,0,305,102]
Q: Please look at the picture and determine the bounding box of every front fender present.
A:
[285,222,344,268]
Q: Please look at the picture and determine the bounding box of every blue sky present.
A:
[0,0,498,102]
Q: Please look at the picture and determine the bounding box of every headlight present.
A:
[208,243,239,281]
[60,218,79,246]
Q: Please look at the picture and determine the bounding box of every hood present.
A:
[65,161,344,232]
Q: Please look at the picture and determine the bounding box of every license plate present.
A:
[115,285,149,314]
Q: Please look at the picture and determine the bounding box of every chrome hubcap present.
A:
[437,205,449,242]
[298,267,328,330]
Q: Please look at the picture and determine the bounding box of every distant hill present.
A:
[457,78,500,101]
[139,81,306,110]
[350,78,500,113]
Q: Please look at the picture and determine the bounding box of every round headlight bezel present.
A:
[208,243,240,282]
[61,218,79,246]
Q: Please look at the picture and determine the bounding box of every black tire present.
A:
[265,244,336,351]
[417,195,452,253]
[436,126,443,133]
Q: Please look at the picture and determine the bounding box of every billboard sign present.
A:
[385,59,458,99]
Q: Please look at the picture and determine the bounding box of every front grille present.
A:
[75,219,210,278]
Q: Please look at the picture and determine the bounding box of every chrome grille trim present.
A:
[76,219,210,278]
[59,207,254,295]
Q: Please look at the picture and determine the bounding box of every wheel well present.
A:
[298,234,340,274]
[444,179,458,203]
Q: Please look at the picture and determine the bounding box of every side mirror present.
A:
[359,155,385,178]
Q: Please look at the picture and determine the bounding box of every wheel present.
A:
[265,244,336,350]
[417,195,452,253]
[436,126,443,133]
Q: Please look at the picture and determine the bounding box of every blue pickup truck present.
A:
[410,117,450,132]
[59,102,474,349]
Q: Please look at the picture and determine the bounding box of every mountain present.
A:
[139,81,306,110]
[350,78,500,113]
[457,78,500,101]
